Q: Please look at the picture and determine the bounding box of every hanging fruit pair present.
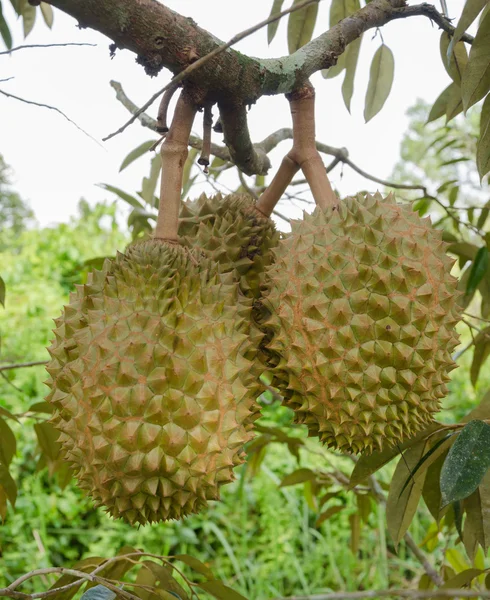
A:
[45,83,462,526]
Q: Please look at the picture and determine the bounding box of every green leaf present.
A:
[119,140,156,172]
[22,3,36,37]
[422,449,448,522]
[28,401,53,414]
[471,327,490,387]
[479,468,490,552]
[287,0,318,53]
[440,420,490,507]
[461,11,490,111]
[342,36,362,112]
[141,155,162,206]
[427,84,457,123]
[349,512,361,555]
[40,2,53,28]
[197,581,247,600]
[466,247,489,296]
[330,0,361,26]
[0,418,16,466]
[280,468,316,487]
[439,569,484,594]
[0,3,12,49]
[364,44,395,122]
[446,84,464,122]
[322,53,347,79]
[173,555,214,579]
[447,241,479,261]
[34,422,61,462]
[477,199,490,228]
[181,148,198,199]
[267,0,285,44]
[0,275,5,307]
[386,441,429,545]
[0,463,16,507]
[477,93,490,180]
[451,0,489,51]
[140,562,188,600]
[98,184,145,210]
[315,504,344,526]
[350,423,442,487]
[9,0,21,16]
[440,32,468,85]
[80,586,116,600]
[48,557,105,600]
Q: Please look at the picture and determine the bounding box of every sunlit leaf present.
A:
[342,36,362,112]
[40,2,53,28]
[461,11,490,110]
[287,0,318,53]
[364,44,395,122]
[441,420,490,507]
[440,32,468,85]
[477,93,490,180]
[267,0,285,44]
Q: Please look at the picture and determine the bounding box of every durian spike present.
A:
[154,91,197,241]
[256,83,338,217]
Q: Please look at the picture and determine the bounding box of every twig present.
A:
[102,0,323,141]
[275,589,490,599]
[0,360,48,372]
[0,88,103,147]
[0,43,96,56]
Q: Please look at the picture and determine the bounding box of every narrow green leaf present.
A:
[0,418,16,467]
[479,469,490,552]
[446,84,464,122]
[322,53,346,79]
[427,84,456,123]
[140,155,161,205]
[181,148,198,197]
[451,0,489,52]
[22,3,36,37]
[40,2,53,28]
[0,3,12,49]
[439,569,484,594]
[364,44,395,122]
[0,275,5,307]
[9,0,21,16]
[386,441,428,545]
[280,468,316,487]
[422,449,448,522]
[0,463,16,507]
[470,325,490,385]
[315,504,344,526]
[477,93,490,180]
[28,401,53,414]
[119,140,156,172]
[466,246,489,296]
[330,0,361,26]
[287,0,318,53]
[34,422,61,462]
[48,557,105,600]
[461,11,490,110]
[173,555,214,579]
[440,32,468,85]
[342,36,362,112]
[267,0,285,44]
[197,581,247,600]
[441,420,490,507]
[98,184,145,210]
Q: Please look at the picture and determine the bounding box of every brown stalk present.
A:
[198,105,213,171]
[154,92,197,241]
[256,87,338,216]
[156,83,179,133]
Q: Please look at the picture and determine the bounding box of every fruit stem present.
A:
[256,84,339,216]
[154,92,197,241]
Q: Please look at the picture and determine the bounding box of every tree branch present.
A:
[0,360,48,372]
[0,43,96,56]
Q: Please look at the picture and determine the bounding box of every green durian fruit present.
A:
[263,193,462,454]
[45,240,261,525]
[178,192,280,300]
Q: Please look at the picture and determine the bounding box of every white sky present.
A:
[0,0,466,227]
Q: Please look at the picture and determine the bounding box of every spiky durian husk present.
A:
[178,193,280,300]
[45,240,261,525]
[263,193,462,454]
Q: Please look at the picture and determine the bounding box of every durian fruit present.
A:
[45,240,261,525]
[178,192,280,300]
[263,192,462,454]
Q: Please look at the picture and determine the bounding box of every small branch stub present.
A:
[198,105,213,172]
